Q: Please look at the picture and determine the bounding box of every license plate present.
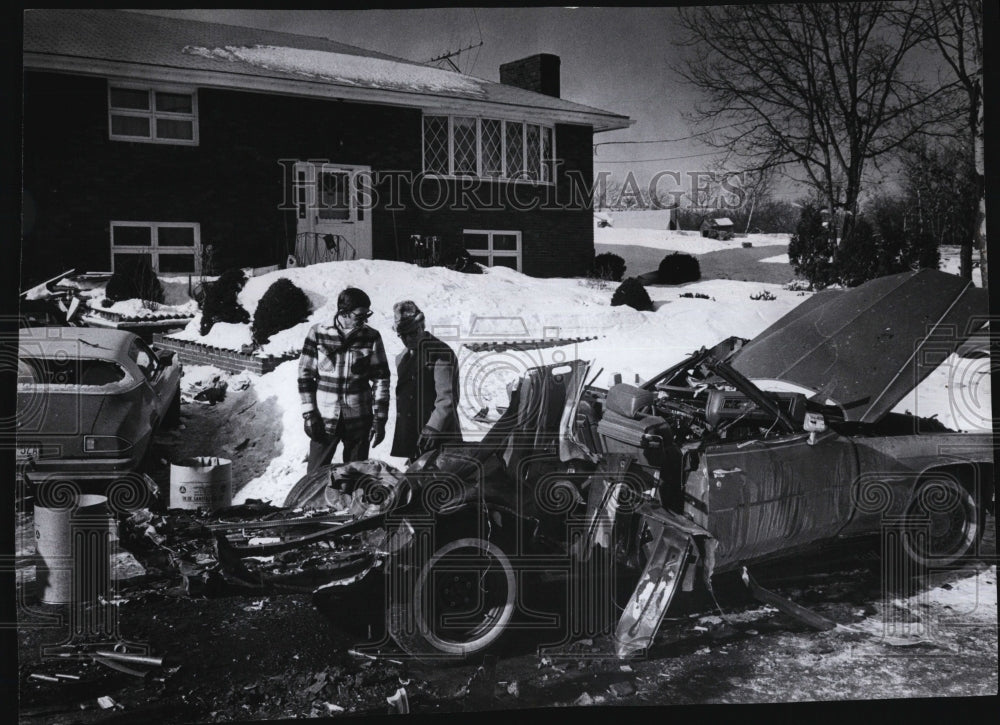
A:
[16,446,40,460]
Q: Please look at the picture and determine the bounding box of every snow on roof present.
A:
[713,217,734,226]
[25,9,632,131]
[183,45,487,97]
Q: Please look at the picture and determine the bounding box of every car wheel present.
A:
[900,478,980,568]
[388,531,517,662]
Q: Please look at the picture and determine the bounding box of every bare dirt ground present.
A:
[146,384,282,501]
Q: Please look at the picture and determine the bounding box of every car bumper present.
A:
[16,455,144,484]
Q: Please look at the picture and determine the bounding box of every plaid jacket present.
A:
[298,322,391,426]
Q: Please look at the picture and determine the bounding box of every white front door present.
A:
[293,162,373,264]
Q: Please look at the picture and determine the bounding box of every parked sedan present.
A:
[16,327,182,489]
[220,269,992,661]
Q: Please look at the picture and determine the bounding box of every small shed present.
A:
[700,217,735,240]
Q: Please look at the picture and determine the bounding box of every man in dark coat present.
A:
[389,300,462,461]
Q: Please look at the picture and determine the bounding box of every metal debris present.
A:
[741,567,837,632]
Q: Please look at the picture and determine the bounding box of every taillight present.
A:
[83,435,132,455]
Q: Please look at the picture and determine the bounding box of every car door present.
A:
[128,339,169,423]
[701,430,858,568]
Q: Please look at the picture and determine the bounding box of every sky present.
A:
[129,7,725,200]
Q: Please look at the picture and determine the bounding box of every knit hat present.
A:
[393,300,425,334]
[337,287,371,313]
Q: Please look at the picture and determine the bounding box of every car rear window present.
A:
[17,357,127,386]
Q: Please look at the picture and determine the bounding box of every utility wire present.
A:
[594,150,723,163]
[593,122,744,148]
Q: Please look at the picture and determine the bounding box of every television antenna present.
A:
[422,8,484,74]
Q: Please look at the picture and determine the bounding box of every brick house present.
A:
[22,9,631,286]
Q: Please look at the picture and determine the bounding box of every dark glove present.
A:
[303,411,325,440]
[369,419,386,448]
[415,426,443,456]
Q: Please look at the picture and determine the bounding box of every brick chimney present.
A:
[499,54,560,98]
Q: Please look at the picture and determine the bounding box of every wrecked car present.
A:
[15,327,182,489]
[217,269,993,661]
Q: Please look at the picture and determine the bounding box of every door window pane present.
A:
[492,257,518,270]
[318,172,350,220]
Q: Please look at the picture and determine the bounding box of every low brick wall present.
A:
[152,334,298,375]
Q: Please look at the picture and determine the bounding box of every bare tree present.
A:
[675,2,947,243]
[918,0,985,284]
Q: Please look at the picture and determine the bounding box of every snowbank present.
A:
[164,259,990,505]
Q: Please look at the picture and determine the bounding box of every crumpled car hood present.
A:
[728,269,989,423]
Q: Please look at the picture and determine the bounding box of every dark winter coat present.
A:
[390,333,462,459]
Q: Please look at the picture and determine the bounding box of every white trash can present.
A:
[169,456,233,511]
[34,493,110,605]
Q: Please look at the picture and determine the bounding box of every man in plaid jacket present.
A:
[298,287,391,472]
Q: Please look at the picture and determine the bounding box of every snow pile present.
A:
[759,253,791,264]
[596,227,790,254]
[214,259,808,503]
[183,45,487,97]
[89,297,199,319]
[939,245,984,287]
[171,259,991,505]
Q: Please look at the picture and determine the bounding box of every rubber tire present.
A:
[900,478,981,568]
[387,530,517,663]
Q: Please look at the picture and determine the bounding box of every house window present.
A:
[108,84,199,145]
[423,116,449,175]
[110,222,201,275]
[423,115,555,182]
[463,230,522,271]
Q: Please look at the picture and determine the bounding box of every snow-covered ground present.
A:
[939,245,985,287]
[162,257,991,506]
[595,226,791,254]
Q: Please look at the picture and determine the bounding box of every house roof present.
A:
[24,9,633,132]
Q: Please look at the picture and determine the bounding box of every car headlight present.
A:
[83,435,132,455]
